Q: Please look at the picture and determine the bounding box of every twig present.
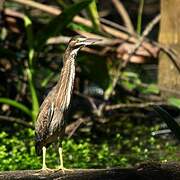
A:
[7,0,138,41]
[0,115,33,128]
[152,129,171,136]
[74,91,105,118]
[156,44,180,72]
[112,0,135,33]
[103,15,160,100]
[100,18,133,35]
[5,1,159,47]
[74,91,98,111]
[4,8,24,18]
[121,14,161,70]
[65,117,90,138]
[6,0,180,69]
[9,0,60,15]
[47,32,119,46]
[105,101,168,111]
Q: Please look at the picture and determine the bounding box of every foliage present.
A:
[0,121,179,171]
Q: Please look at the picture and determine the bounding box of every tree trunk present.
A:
[158,0,180,98]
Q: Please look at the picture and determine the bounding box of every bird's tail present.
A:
[35,141,43,156]
[35,133,43,156]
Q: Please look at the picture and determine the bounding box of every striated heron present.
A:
[35,36,99,172]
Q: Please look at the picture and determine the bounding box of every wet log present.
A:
[0,162,179,180]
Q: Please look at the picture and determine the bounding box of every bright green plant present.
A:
[87,0,101,31]
[137,0,144,34]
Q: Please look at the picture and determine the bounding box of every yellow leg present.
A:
[58,147,71,173]
[40,146,53,172]
[58,147,64,171]
[42,146,47,169]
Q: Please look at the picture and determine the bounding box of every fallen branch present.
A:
[105,102,168,111]
[0,162,179,180]
[0,115,33,128]
[120,14,161,69]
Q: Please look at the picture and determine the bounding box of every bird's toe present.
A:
[55,166,73,174]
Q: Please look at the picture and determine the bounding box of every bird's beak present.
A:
[84,38,101,45]
[76,38,101,46]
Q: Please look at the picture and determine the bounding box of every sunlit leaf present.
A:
[140,84,159,94]
[168,97,180,108]
[121,71,141,90]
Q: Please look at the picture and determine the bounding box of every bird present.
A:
[35,36,99,172]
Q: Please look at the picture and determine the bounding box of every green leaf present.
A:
[153,106,180,141]
[140,84,159,94]
[24,16,39,121]
[35,0,93,50]
[68,22,94,33]
[136,0,144,34]
[0,98,32,118]
[24,15,34,67]
[121,71,141,90]
[87,0,100,31]
[168,97,180,108]
[26,69,39,121]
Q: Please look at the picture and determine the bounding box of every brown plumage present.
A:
[35,36,99,170]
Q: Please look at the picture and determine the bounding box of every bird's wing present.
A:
[35,86,57,142]
[48,108,64,135]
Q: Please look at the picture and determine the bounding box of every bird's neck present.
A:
[55,47,78,110]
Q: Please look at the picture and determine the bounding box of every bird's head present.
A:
[68,36,100,50]
[64,36,100,63]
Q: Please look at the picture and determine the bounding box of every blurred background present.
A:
[0,0,179,170]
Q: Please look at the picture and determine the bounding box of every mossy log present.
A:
[0,162,180,180]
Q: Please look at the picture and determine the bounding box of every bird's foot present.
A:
[38,165,54,173]
[55,166,73,174]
